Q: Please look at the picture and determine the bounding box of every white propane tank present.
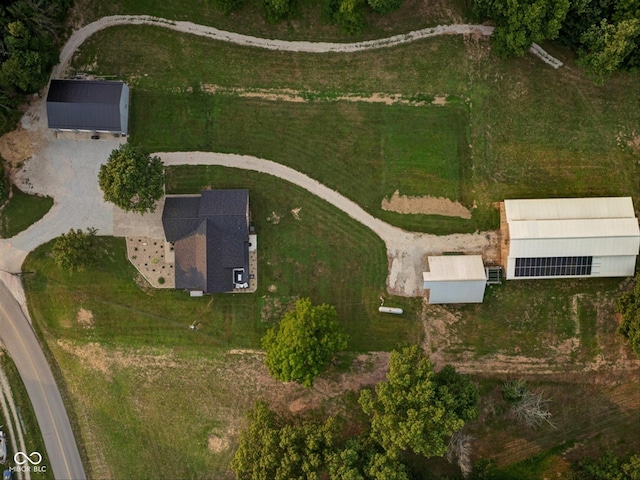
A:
[378,306,403,315]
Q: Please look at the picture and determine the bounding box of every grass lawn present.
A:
[72,26,640,228]
[135,92,479,233]
[449,278,621,359]
[0,352,54,480]
[0,186,53,239]
[24,168,423,352]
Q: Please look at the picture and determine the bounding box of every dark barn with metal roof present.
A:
[162,190,251,294]
[46,80,130,135]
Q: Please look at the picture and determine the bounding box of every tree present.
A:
[358,345,477,458]
[327,437,410,480]
[231,401,336,480]
[52,228,98,272]
[473,0,570,56]
[366,0,402,15]
[574,451,640,480]
[578,18,640,84]
[98,144,164,214]
[262,0,295,23]
[262,298,348,387]
[326,0,367,35]
[616,274,640,358]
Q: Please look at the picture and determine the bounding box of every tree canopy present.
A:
[358,345,477,458]
[52,228,99,272]
[473,0,570,56]
[231,401,336,480]
[616,274,640,358]
[262,298,348,387]
[98,144,165,214]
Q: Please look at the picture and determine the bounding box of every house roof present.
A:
[46,79,129,133]
[162,190,249,293]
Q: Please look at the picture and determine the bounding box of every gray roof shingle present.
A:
[162,190,250,293]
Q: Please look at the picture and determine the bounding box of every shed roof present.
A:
[422,255,486,282]
[504,197,636,222]
[46,79,128,132]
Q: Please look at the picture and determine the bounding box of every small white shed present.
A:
[423,255,487,304]
[502,197,640,280]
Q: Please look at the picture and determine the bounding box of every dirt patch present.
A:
[381,190,472,218]
[266,211,281,225]
[0,128,36,167]
[56,340,179,379]
[200,84,432,107]
[291,207,301,220]
[77,308,94,328]
[208,435,230,453]
[432,95,447,106]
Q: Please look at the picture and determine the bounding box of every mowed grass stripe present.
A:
[133,91,474,232]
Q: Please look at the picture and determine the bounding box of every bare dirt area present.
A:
[200,83,440,106]
[382,190,472,218]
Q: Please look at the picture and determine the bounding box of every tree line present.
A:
[0,0,71,124]
[471,0,639,83]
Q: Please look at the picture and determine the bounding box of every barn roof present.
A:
[46,79,129,133]
[423,255,486,282]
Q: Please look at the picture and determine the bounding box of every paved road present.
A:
[0,282,85,480]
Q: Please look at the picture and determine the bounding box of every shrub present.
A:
[325,0,366,35]
[212,0,244,15]
[366,0,402,15]
[262,0,295,24]
[158,277,165,285]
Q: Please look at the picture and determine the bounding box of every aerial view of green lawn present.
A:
[12,0,640,478]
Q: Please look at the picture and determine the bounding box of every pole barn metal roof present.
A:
[46,80,128,133]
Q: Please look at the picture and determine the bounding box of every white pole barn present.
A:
[501,197,640,280]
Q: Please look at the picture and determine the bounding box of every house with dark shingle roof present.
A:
[162,190,251,294]
[46,79,130,135]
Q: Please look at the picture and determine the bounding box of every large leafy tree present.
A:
[52,228,99,272]
[262,298,348,387]
[98,144,165,214]
[358,345,477,458]
[231,401,336,480]
[327,437,410,480]
[616,274,640,358]
[578,18,640,83]
[473,0,570,56]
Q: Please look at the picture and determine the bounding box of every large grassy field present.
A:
[27,6,640,479]
[71,25,640,233]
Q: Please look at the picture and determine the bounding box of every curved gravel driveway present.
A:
[54,15,562,78]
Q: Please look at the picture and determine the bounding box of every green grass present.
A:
[72,25,640,223]
[24,168,423,352]
[0,352,54,480]
[0,186,53,239]
[133,91,480,233]
[447,279,621,358]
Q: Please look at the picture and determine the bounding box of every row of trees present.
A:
[210,0,404,34]
[232,345,479,478]
[471,0,639,83]
[0,0,71,120]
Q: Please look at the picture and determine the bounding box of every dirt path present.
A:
[54,15,562,79]
[0,364,28,480]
